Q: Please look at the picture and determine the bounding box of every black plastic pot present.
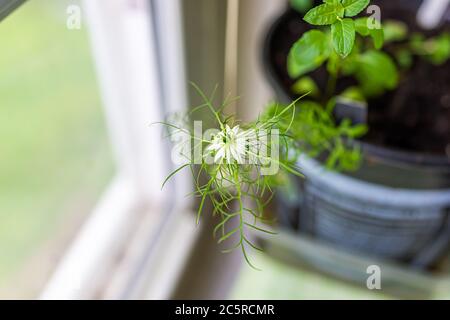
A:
[265,1,450,268]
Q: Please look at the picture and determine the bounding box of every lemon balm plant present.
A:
[288,0,398,102]
[285,0,449,173]
[263,0,450,267]
[288,0,450,105]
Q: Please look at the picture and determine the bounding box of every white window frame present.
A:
[41,0,197,300]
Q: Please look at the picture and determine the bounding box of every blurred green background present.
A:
[0,0,113,297]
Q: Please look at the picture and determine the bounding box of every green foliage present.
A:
[341,0,370,17]
[352,50,398,96]
[291,76,320,97]
[411,32,450,65]
[287,30,331,78]
[354,17,384,49]
[383,20,408,43]
[289,0,450,103]
[301,0,373,58]
[290,0,313,13]
[331,18,355,57]
[161,86,305,269]
[339,86,366,103]
[304,2,345,25]
[286,0,450,174]
[264,101,367,171]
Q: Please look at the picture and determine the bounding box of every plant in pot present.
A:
[264,0,450,269]
[161,0,449,269]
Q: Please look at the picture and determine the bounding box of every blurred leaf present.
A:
[291,76,320,97]
[287,30,331,78]
[395,49,413,69]
[410,32,450,65]
[327,50,340,75]
[383,20,408,43]
[339,86,366,103]
[355,50,398,96]
[354,17,370,36]
[425,32,450,65]
[324,0,342,4]
[355,17,384,48]
[410,33,426,53]
[370,27,384,49]
[290,0,313,13]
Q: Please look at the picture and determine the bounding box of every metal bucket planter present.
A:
[297,155,450,268]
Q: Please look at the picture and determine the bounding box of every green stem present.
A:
[324,57,341,104]
[234,166,244,245]
[325,74,337,105]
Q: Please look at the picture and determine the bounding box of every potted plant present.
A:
[264,0,450,268]
[161,0,449,270]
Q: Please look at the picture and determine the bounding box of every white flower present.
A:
[206,125,248,164]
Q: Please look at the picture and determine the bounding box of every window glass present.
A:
[0,0,114,298]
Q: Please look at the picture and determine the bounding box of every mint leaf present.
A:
[354,17,370,36]
[304,3,345,25]
[355,17,384,49]
[331,18,355,57]
[370,27,384,49]
[341,0,369,17]
[355,50,398,96]
[287,30,331,78]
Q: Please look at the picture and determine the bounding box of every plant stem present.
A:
[234,166,244,244]
[325,72,337,102]
[324,57,340,104]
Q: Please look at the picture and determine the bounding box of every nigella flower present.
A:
[206,125,248,164]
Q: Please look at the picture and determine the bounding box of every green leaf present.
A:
[327,50,340,75]
[340,54,358,75]
[425,32,450,65]
[290,0,313,13]
[354,17,370,36]
[304,3,345,25]
[370,27,384,49]
[291,76,320,97]
[339,86,366,103]
[355,50,398,96]
[395,49,413,69]
[287,30,331,78]
[341,0,369,17]
[331,18,355,57]
[383,20,408,43]
[355,17,384,49]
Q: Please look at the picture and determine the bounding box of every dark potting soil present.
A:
[267,0,450,157]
